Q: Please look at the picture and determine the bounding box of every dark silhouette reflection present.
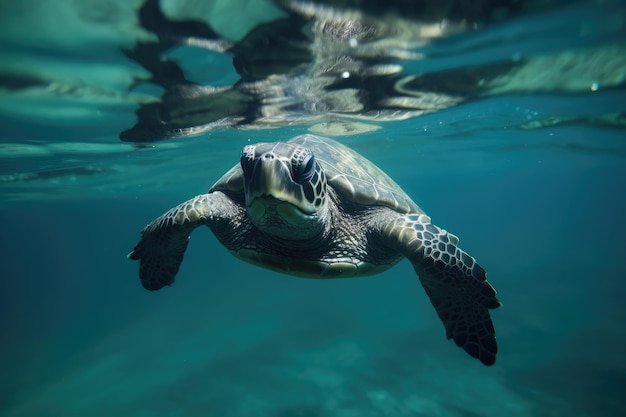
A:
[117,0,531,142]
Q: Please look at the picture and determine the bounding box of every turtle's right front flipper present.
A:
[128,192,232,291]
[380,213,501,366]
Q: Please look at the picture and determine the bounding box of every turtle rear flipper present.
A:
[381,213,501,366]
[128,194,219,290]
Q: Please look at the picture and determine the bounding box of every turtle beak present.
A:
[245,153,316,215]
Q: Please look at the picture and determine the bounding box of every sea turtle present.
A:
[129,134,501,365]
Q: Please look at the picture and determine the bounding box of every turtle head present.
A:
[240,142,328,240]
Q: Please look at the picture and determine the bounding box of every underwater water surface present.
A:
[1,1,626,417]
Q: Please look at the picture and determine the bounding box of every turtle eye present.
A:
[292,154,316,184]
[240,145,256,176]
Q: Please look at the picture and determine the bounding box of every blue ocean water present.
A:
[1,1,625,416]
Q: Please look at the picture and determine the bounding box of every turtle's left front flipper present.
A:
[381,213,502,366]
[128,192,233,291]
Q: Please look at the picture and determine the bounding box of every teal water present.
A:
[1,1,626,416]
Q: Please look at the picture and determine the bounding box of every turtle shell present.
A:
[211,134,420,214]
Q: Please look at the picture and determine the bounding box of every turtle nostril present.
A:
[263,153,275,159]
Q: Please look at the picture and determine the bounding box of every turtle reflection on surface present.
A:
[119,0,522,141]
